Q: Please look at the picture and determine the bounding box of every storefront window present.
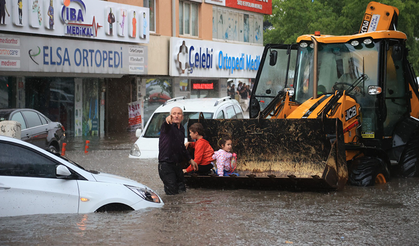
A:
[0,76,105,137]
[144,78,172,124]
[0,77,16,108]
[180,79,188,91]
[81,79,101,137]
[24,77,75,136]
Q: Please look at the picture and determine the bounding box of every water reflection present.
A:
[1,150,419,245]
[77,214,89,236]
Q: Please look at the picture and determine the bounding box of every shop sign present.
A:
[225,0,272,15]
[0,0,149,44]
[192,82,214,90]
[0,33,148,75]
[170,37,263,78]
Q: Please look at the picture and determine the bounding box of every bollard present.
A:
[84,140,90,154]
[61,143,67,156]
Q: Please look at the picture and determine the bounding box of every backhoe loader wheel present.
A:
[399,136,419,177]
[348,156,390,186]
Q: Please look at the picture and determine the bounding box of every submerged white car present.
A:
[0,135,163,217]
[129,96,244,159]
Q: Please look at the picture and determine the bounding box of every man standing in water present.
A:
[158,106,198,195]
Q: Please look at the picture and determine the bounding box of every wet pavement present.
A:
[2,132,419,245]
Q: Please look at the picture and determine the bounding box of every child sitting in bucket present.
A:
[183,123,215,175]
[212,134,239,176]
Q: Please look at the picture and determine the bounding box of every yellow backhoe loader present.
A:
[185,2,419,191]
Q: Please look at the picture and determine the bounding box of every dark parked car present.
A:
[0,108,65,153]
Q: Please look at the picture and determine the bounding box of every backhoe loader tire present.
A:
[399,136,419,177]
[348,156,390,186]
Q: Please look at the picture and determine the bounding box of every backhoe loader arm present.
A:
[359,1,399,33]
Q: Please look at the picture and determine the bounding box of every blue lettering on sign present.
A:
[183,44,260,74]
[189,46,213,71]
[218,51,260,74]
[63,48,71,66]
[246,55,261,71]
[56,47,62,65]
[60,0,86,23]
[64,8,84,22]
[95,50,101,67]
[41,46,123,69]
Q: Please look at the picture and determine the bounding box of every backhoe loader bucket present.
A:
[185,118,348,191]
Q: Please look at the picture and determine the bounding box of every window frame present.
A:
[144,0,156,33]
[179,1,199,37]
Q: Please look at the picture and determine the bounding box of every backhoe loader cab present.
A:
[185,2,419,190]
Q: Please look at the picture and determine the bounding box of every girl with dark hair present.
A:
[212,134,238,176]
[183,123,214,175]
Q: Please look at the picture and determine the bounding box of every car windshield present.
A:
[144,112,214,138]
[294,41,379,103]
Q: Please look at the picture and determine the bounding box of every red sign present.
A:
[226,0,272,15]
[193,83,214,90]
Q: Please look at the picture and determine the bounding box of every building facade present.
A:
[0,0,271,136]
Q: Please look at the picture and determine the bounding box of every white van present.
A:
[129,97,244,159]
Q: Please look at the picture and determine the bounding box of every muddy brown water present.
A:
[1,136,419,245]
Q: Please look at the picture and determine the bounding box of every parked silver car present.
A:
[0,108,65,154]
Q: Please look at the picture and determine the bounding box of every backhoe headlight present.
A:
[368,85,382,95]
[363,38,373,45]
[300,42,308,48]
[125,185,161,203]
[130,144,141,157]
[350,40,360,47]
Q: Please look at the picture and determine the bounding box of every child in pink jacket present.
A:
[212,135,237,176]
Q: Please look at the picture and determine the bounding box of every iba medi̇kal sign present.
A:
[0,0,150,44]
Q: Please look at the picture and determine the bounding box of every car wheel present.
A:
[48,145,59,154]
[348,156,390,186]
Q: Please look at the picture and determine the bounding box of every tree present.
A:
[264,0,419,73]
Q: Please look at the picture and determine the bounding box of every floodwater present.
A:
[1,134,419,245]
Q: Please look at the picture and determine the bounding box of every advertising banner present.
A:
[128,101,142,131]
[225,0,272,15]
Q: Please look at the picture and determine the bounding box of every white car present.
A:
[0,135,163,217]
[129,96,244,159]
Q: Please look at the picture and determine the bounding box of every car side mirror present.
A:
[392,44,403,61]
[269,50,278,66]
[56,165,72,178]
[135,128,142,138]
[249,96,261,119]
